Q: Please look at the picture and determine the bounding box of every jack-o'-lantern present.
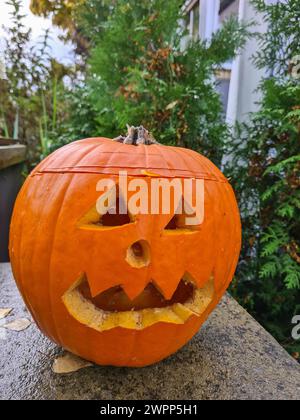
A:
[9,126,241,367]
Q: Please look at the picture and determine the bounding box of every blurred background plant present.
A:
[30,0,111,59]
[35,0,248,167]
[3,0,248,168]
[0,0,72,169]
[226,0,300,358]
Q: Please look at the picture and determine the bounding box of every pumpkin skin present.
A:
[9,138,241,367]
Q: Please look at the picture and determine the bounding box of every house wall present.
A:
[219,0,240,23]
[226,0,268,124]
[199,0,220,40]
[184,0,269,123]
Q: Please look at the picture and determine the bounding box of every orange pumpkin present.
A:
[9,130,241,367]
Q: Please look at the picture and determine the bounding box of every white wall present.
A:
[174,0,270,123]
[196,0,268,123]
[199,0,220,40]
[226,0,268,124]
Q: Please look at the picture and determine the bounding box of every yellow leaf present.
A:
[3,318,31,332]
[166,100,178,110]
[0,308,13,320]
[52,353,93,374]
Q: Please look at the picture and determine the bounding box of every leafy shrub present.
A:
[226,0,300,358]
[0,0,71,168]
[54,0,248,166]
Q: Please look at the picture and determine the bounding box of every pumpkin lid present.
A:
[32,137,228,182]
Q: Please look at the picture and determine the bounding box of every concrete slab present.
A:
[0,263,299,400]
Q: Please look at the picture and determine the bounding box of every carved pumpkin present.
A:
[9,127,241,367]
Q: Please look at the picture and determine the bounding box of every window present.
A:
[184,11,191,36]
[219,0,239,24]
[192,2,200,40]
[183,0,200,40]
[220,0,236,14]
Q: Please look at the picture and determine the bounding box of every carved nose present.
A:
[126,240,151,268]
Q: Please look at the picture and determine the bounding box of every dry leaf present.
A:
[52,352,93,374]
[166,100,178,110]
[3,318,31,332]
[0,308,13,320]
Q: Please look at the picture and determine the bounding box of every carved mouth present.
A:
[62,275,214,332]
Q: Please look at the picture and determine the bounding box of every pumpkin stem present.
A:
[113,125,159,145]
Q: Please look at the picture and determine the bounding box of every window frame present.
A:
[219,0,236,14]
[183,0,201,39]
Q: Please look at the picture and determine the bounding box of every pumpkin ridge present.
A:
[179,147,226,183]
[214,181,239,291]
[223,182,241,288]
[32,168,228,183]
[98,139,129,175]
[9,181,29,312]
[222,184,242,290]
[16,174,62,342]
[31,137,228,182]
[152,143,179,174]
[48,174,77,345]
[48,144,104,345]
[32,139,85,174]
[211,179,229,291]
[222,183,239,288]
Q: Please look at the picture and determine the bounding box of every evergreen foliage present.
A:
[227,0,300,358]
[0,0,72,167]
[54,0,248,166]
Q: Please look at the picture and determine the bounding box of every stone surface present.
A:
[0,263,299,400]
[0,145,27,170]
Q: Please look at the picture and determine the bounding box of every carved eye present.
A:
[165,214,186,230]
[97,197,132,227]
[163,199,201,234]
[78,192,134,230]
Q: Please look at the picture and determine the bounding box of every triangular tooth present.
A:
[122,278,150,301]
[86,265,148,299]
[85,265,120,298]
[63,273,85,294]
[151,272,184,300]
[184,278,214,315]
[185,266,214,289]
[77,205,100,226]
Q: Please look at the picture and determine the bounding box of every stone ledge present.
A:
[0,263,299,400]
[0,145,27,170]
